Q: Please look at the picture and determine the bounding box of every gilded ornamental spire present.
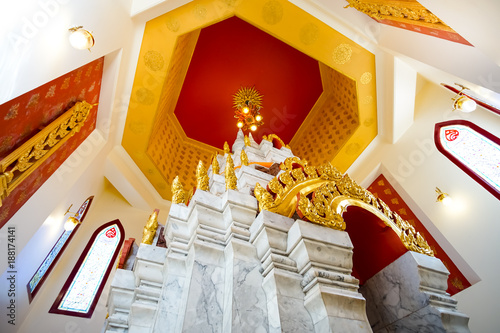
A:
[225,154,237,190]
[240,149,249,166]
[196,160,210,191]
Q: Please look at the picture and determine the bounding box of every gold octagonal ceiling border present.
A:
[122,0,377,200]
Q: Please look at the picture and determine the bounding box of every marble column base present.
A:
[360,251,470,333]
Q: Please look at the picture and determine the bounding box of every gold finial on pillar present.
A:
[212,153,220,175]
[196,160,210,191]
[141,209,159,245]
[225,154,237,190]
[240,149,249,166]
[244,135,251,147]
[171,176,188,204]
[223,141,230,154]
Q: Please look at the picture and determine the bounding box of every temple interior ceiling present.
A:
[122,0,378,199]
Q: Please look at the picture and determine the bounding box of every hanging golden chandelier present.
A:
[233,86,264,131]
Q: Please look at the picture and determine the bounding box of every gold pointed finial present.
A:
[196,160,210,191]
[212,153,220,175]
[244,135,251,147]
[171,176,187,204]
[225,154,237,190]
[142,209,159,245]
[240,149,249,166]
[224,141,230,154]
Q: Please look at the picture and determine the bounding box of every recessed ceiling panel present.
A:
[174,16,323,148]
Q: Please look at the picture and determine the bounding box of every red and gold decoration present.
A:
[233,87,264,132]
[0,57,104,229]
[367,174,472,295]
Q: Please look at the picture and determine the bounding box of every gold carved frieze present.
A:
[0,101,93,207]
[253,157,434,256]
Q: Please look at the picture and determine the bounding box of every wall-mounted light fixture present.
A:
[435,187,452,206]
[63,204,81,231]
[68,26,94,51]
[452,83,477,113]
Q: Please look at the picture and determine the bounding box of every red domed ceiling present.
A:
[174,16,323,149]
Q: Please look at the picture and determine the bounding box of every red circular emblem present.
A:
[105,227,117,238]
[445,129,459,141]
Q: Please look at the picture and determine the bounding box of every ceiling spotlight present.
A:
[435,187,452,206]
[250,124,257,131]
[69,26,94,51]
[452,84,476,113]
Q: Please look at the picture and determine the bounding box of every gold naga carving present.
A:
[211,153,220,175]
[262,134,291,149]
[196,160,210,191]
[225,154,237,190]
[240,149,249,166]
[254,157,434,257]
[141,209,159,245]
[0,101,93,207]
[344,0,448,27]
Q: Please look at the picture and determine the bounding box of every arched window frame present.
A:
[434,120,500,200]
[27,196,94,303]
[49,219,125,318]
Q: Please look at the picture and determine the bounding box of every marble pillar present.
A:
[251,211,315,332]
[288,220,371,333]
[359,251,470,333]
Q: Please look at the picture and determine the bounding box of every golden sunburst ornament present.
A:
[233,86,263,110]
[233,87,264,131]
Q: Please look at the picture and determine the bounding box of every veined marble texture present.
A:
[182,259,225,333]
[229,258,268,332]
[360,251,470,333]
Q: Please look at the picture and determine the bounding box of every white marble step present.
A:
[108,311,129,325]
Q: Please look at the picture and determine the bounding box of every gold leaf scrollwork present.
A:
[142,209,159,245]
[196,160,209,191]
[297,187,345,231]
[171,176,188,205]
[225,154,237,190]
[337,174,372,204]
[316,162,343,182]
[393,212,434,256]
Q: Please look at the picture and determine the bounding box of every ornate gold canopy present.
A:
[254,157,434,256]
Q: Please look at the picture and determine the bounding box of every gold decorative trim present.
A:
[224,141,231,154]
[344,0,452,31]
[142,209,159,244]
[262,134,291,149]
[0,101,93,207]
[254,157,434,256]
